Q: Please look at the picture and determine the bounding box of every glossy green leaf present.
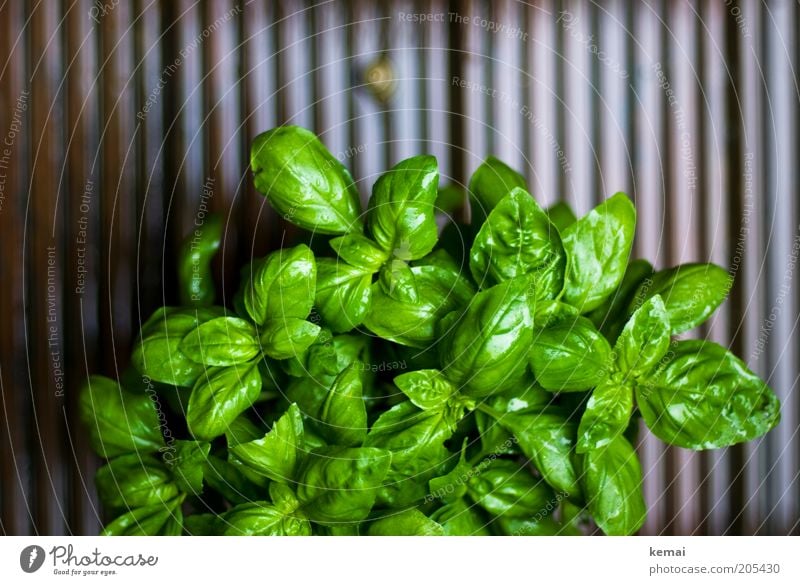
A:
[367,155,439,260]
[636,340,780,449]
[367,509,444,536]
[243,244,316,325]
[296,446,392,524]
[101,498,184,536]
[588,258,654,342]
[223,502,311,536]
[314,257,373,332]
[628,263,732,334]
[79,375,164,458]
[440,278,533,397]
[364,264,473,348]
[179,317,260,366]
[581,436,646,535]
[429,498,491,535]
[96,454,179,511]
[546,201,577,232]
[169,440,211,495]
[186,362,262,440]
[230,403,305,482]
[320,365,368,446]
[177,213,222,306]
[365,401,458,507]
[259,318,321,360]
[576,380,634,453]
[530,316,612,392]
[495,409,581,499]
[468,156,527,223]
[394,369,458,410]
[614,294,671,378]
[250,125,362,235]
[329,233,388,271]
[467,459,554,519]
[562,192,636,312]
[470,188,566,299]
[131,306,224,386]
[378,259,419,302]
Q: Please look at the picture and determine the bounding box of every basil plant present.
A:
[81,126,780,536]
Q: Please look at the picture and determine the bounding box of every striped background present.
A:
[0,0,797,535]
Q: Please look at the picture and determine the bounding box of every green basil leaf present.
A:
[440,278,533,397]
[101,498,183,536]
[169,440,211,495]
[225,416,264,447]
[580,436,646,535]
[96,454,179,511]
[259,318,321,360]
[429,498,491,535]
[319,364,368,446]
[635,340,781,449]
[546,201,577,232]
[496,409,581,499]
[435,184,466,215]
[177,213,222,306]
[79,375,164,458]
[183,513,224,535]
[132,306,224,386]
[364,264,473,348]
[378,259,419,302]
[466,459,554,520]
[186,362,262,440]
[281,328,337,379]
[576,380,634,453]
[614,294,671,378]
[230,403,305,482]
[588,258,654,341]
[179,316,260,366]
[469,188,566,300]
[628,263,732,334]
[329,233,388,271]
[394,369,458,410]
[427,441,471,502]
[530,316,612,392]
[202,455,264,505]
[365,401,457,507]
[533,299,580,329]
[296,446,392,524]
[269,482,301,514]
[315,257,373,332]
[468,156,527,223]
[367,509,444,536]
[243,244,316,325]
[562,192,636,312]
[250,125,362,235]
[367,154,439,260]
[223,502,311,536]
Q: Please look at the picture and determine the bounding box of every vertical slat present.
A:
[597,0,631,198]
[698,0,731,536]
[317,1,349,163]
[528,1,559,206]
[459,0,489,202]
[389,0,420,163]
[0,0,32,535]
[351,0,387,194]
[632,0,666,535]
[241,0,278,254]
[664,0,702,536]
[280,0,314,129]
[135,0,167,322]
[27,0,67,535]
[727,0,766,535]
[491,0,524,172]
[561,0,593,215]
[422,0,451,187]
[65,0,102,536]
[763,0,798,536]
[204,0,242,297]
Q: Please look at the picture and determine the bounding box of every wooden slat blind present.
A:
[0,0,797,536]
